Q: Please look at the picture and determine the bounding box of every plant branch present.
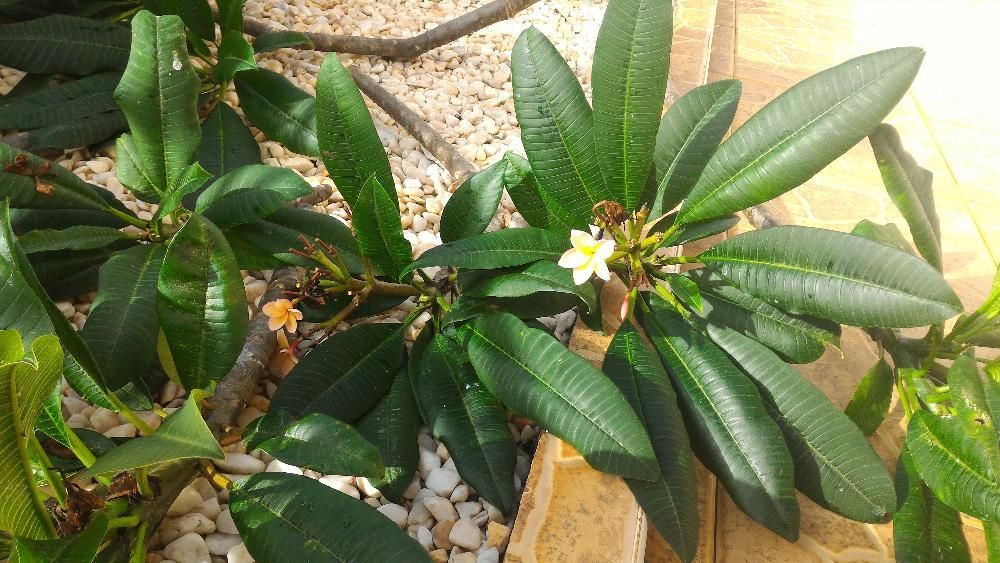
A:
[242,0,540,59]
[346,65,477,185]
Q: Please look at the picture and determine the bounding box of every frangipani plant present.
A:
[0,0,989,562]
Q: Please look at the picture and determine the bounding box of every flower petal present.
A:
[559,248,589,268]
[267,316,285,331]
[262,301,282,317]
[285,315,298,333]
[589,224,601,238]
[593,258,611,281]
[570,229,594,249]
[572,261,595,285]
[593,239,616,260]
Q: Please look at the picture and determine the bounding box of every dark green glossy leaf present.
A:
[664,273,701,313]
[20,111,128,152]
[152,163,212,222]
[315,53,394,208]
[512,27,609,228]
[699,225,961,327]
[893,447,971,563]
[850,219,916,255]
[198,102,261,179]
[357,369,420,502]
[464,260,596,313]
[640,295,799,539]
[230,473,431,562]
[440,159,506,243]
[592,0,672,211]
[0,15,129,74]
[905,410,1000,521]
[708,324,895,523]
[216,0,246,34]
[253,31,313,52]
[255,413,384,478]
[843,358,894,435]
[353,175,411,281]
[196,165,312,228]
[651,213,740,248]
[270,323,404,422]
[403,227,566,276]
[870,123,941,270]
[0,143,112,212]
[464,312,658,481]
[0,333,61,540]
[10,510,107,563]
[214,30,256,83]
[645,80,741,218]
[604,321,699,562]
[406,325,434,423]
[676,48,924,225]
[417,334,515,514]
[81,397,223,477]
[115,10,201,198]
[157,215,248,390]
[81,245,164,393]
[689,269,839,364]
[36,386,73,449]
[0,72,120,130]
[298,293,406,324]
[243,410,295,451]
[235,68,318,157]
[142,0,215,40]
[502,152,569,234]
[17,226,126,254]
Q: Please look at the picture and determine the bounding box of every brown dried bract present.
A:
[51,483,105,536]
[106,472,139,501]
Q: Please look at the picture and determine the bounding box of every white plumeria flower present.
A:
[558,226,616,285]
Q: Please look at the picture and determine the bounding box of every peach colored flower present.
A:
[558,227,615,285]
[270,330,299,376]
[263,299,303,332]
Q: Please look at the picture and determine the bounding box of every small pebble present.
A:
[227,543,253,563]
[425,467,460,496]
[216,453,266,475]
[163,533,210,563]
[422,495,458,522]
[376,503,409,527]
[168,488,204,517]
[205,533,243,556]
[216,508,239,535]
[448,518,482,550]
[432,520,455,549]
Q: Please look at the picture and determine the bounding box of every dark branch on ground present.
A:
[242,0,540,59]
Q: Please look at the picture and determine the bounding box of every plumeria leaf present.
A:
[464,312,659,481]
[851,219,916,255]
[640,294,799,540]
[353,175,412,281]
[0,143,115,212]
[664,273,702,313]
[253,31,313,52]
[195,165,312,228]
[81,397,223,477]
[198,102,261,179]
[0,15,129,74]
[141,0,215,40]
[0,72,120,130]
[357,369,421,502]
[417,334,516,514]
[604,321,699,562]
[501,152,570,234]
[463,260,597,313]
[893,447,971,563]
[270,323,404,422]
[843,358,894,435]
[17,226,126,254]
[403,228,566,276]
[235,69,318,157]
[10,510,108,563]
[254,413,384,478]
[157,215,248,390]
[440,159,506,243]
[214,30,256,83]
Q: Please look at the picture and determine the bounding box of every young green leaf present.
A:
[604,321,699,562]
[81,245,165,394]
[315,53,395,208]
[0,15,129,74]
[270,323,404,421]
[463,260,597,314]
[699,225,962,327]
[157,215,248,390]
[464,312,659,481]
[0,72,120,130]
[905,410,1000,521]
[511,27,609,228]
[10,510,108,563]
[652,213,740,248]
[645,80,741,218]
[353,175,412,280]
[406,325,435,422]
[689,269,839,364]
[357,369,421,502]
[195,165,312,228]
[664,273,702,313]
[36,386,75,449]
[676,48,924,225]
[81,397,224,477]
[254,413,384,478]
[402,227,567,276]
[592,0,672,211]
[0,143,114,212]
[708,324,895,523]
[235,69,319,157]
[115,10,201,198]
[151,162,212,222]
[869,123,941,270]
[850,219,916,255]
[214,30,257,83]
[198,102,261,179]
[253,31,314,52]
[502,152,569,234]
[893,448,971,563]
[440,159,507,243]
[843,358,894,435]
[0,333,61,540]
[640,295,799,540]
[17,226,126,254]
[230,473,432,562]
[0,201,113,408]
[417,334,516,515]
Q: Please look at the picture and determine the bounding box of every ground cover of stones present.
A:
[0,1,609,562]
